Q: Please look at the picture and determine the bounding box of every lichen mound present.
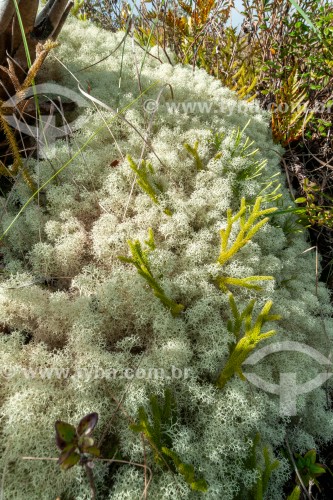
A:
[0,18,332,500]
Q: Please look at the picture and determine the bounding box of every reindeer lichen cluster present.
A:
[0,16,332,500]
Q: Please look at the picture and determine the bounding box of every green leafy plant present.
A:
[217,197,277,267]
[131,389,208,492]
[216,292,280,389]
[216,196,276,291]
[221,122,279,200]
[119,229,184,316]
[55,412,100,470]
[230,64,258,102]
[184,140,204,171]
[287,485,301,500]
[246,433,280,500]
[294,178,333,229]
[256,173,282,205]
[229,121,258,159]
[71,0,88,21]
[271,68,313,146]
[217,275,274,292]
[294,449,326,489]
[53,411,155,498]
[209,130,225,160]
[127,154,172,215]
[272,178,333,231]
[0,0,72,191]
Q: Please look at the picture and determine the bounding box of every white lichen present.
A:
[0,16,332,500]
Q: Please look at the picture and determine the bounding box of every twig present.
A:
[22,455,153,498]
[285,436,313,500]
[77,17,132,73]
[84,463,96,500]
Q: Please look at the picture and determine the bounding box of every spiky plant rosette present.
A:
[0,18,332,500]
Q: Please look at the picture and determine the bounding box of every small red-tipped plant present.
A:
[55,412,100,470]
